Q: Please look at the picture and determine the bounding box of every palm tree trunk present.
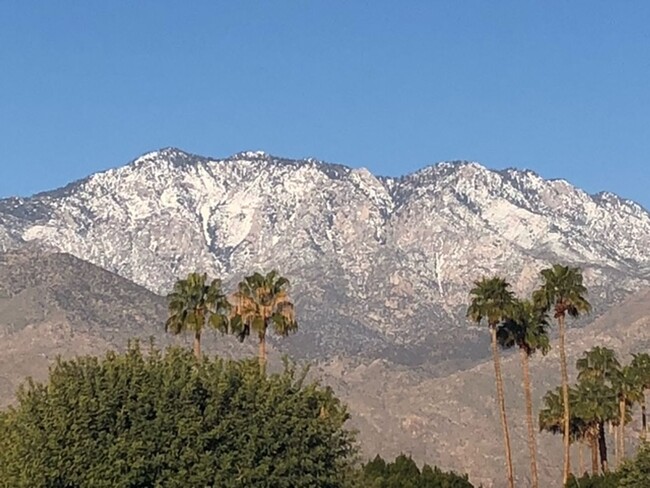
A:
[258,334,267,373]
[578,442,584,477]
[520,349,539,488]
[642,396,647,440]
[590,436,599,475]
[598,420,608,473]
[193,330,201,360]
[558,314,571,484]
[614,421,620,467]
[619,398,626,464]
[491,327,515,488]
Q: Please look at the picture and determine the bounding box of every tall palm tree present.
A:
[165,272,230,360]
[497,298,550,488]
[612,365,644,466]
[231,270,297,371]
[576,347,621,473]
[467,276,516,488]
[630,353,650,439]
[533,264,591,484]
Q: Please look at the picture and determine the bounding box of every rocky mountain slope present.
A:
[0,247,256,407]
[0,149,648,368]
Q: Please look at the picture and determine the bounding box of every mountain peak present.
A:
[230,150,271,160]
[130,147,202,167]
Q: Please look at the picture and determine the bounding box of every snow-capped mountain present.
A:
[1,148,648,366]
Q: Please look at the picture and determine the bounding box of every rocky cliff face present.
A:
[1,149,648,366]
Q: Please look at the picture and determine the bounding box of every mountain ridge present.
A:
[0,149,648,367]
[12,148,646,212]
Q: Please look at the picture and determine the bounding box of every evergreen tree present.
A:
[357,454,474,488]
[565,471,622,488]
[0,345,355,488]
[618,442,650,486]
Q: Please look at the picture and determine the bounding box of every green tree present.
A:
[497,298,550,488]
[565,471,622,488]
[0,345,355,488]
[467,276,516,488]
[573,378,618,474]
[612,365,644,466]
[165,272,230,359]
[357,454,474,488]
[539,386,596,474]
[630,353,650,439]
[618,442,650,487]
[576,347,621,383]
[576,346,621,472]
[419,464,475,488]
[385,454,421,488]
[533,264,591,485]
[361,455,389,487]
[232,270,298,371]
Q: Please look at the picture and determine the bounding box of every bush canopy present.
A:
[0,345,356,488]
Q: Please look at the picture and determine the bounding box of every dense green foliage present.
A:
[357,454,474,488]
[565,443,650,487]
[565,472,622,488]
[0,345,355,488]
[618,442,650,486]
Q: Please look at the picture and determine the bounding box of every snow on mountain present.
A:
[1,149,648,366]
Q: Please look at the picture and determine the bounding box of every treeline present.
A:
[0,345,473,488]
[356,454,474,487]
[468,264,650,487]
[566,442,650,487]
[0,268,476,487]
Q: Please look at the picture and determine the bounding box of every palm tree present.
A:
[533,264,591,484]
[630,353,650,439]
[576,346,621,383]
[231,270,297,371]
[576,347,621,473]
[539,387,594,474]
[165,272,230,360]
[612,365,644,466]
[467,276,516,488]
[573,377,618,474]
[497,298,550,488]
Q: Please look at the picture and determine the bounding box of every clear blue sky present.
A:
[1,1,649,208]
